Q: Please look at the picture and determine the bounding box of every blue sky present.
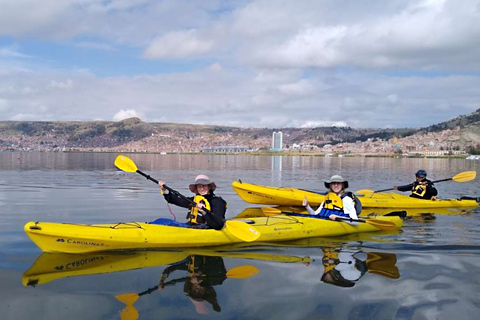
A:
[1,0,480,128]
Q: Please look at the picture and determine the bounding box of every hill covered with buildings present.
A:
[1,108,480,156]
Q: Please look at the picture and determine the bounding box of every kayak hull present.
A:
[24,215,402,254]
[232,181,479,209]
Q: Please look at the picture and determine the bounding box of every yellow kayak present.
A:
[24,215,402,254]
[232,181,479,209]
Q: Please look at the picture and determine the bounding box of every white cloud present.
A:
[278,80,316,96]
[10,113,42,121]
[0,46,30,58]
[299,120,349,128]
[387,94,399,104]
[50,79,73,89]
[205,63,222,72]
[0,98,9,111]
[143,29,214,59]
[113,109,144,121]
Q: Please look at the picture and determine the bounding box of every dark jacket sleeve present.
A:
[397,183,414,192]
[426,182,438,197]
[204,197,226,230]
[162,260,189,277]
[163,189,193,209]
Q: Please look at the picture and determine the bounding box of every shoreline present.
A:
[0,149,471,159]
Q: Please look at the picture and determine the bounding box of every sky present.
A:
[1,0,480,128]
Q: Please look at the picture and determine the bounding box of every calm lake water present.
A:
[1,152,480,320]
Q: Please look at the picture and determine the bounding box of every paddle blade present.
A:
[366,252,400,279]
[119,305,139,320]
[365,219,397,231]
[115,155,138,173]
[225,220,261,242]
[115,293,139,305]
[452,171,476,182]
[226,265,260,279]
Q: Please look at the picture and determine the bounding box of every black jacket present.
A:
[163,190,226,230]
[397,179,438,200]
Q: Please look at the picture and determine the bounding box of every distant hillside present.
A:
[1,110,480,153]
[420,108,480,133]
[416,108,480,152]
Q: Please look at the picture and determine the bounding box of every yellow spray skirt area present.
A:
[232,181,479,209]
[24,215,402,254]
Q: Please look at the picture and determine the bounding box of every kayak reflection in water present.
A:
[320,248,400,288]
[158,255,226,314]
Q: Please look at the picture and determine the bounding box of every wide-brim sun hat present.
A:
[324,175,349,189]
[189,174,217,193]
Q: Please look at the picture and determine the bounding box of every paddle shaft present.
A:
[136,169,212,214]
[375,177,452,193]
[333,216,368,224]
[277,210,371,224]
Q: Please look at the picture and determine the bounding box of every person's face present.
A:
[196,184,209,195]
[416,175,425,182]
[331,182,343,193]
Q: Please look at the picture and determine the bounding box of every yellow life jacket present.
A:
[188,255,196,277]
[188,195,211,224]
[411,184,427,197]
[323,192,344,211]
[322,248,340,273]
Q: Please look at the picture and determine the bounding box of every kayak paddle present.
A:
[260,207,397,231]
[114,154,261,242]
[356,170,477,196]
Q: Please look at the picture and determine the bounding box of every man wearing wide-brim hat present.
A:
[159,175,226,230]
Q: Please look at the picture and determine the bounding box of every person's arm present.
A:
[306,203,323,215]
[158,181,192,208]
[163,189,192,208]
[202,197,226,230]
[395,183,414,192]
[426,182,438,198]
[339,197,358,225]
[159,260,189,288]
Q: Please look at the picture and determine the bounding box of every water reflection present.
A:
[22,244,401,318]
[320,248,399,288]
[116,255,236,319]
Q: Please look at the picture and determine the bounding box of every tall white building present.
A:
[272,131,283,150]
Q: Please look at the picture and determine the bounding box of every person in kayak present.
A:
[393,170,438,200]
[158,175,226,230]
[302,175,360,222]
